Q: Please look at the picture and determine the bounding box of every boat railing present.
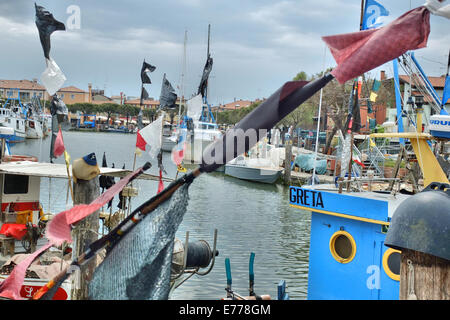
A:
[336,176,401,193]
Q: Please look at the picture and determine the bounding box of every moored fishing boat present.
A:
[225,141,283,184]
[289,0,450,300]
[25,118,44,139]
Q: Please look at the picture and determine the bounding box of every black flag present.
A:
[198,54,213,97]
[159,74,177,109]
[141,60,156,84]
[344,81,362,133]
[137,108,143,130]
[35,3,66,60]
[140,86,149,105]
[99,152,116,208]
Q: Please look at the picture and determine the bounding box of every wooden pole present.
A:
[70,176,100,300]
[284,140,292,185]
[399,249,450,300]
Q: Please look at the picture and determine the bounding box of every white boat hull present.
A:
[225,164,282,184]
[161,136,177,152]
[0,275,72,300]
[26,120,44,139]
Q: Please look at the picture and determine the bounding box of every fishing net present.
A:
[88,183,191,300]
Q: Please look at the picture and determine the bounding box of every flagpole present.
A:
[347,0,366,189]
[59,123,74,202]
[311,45,328,186]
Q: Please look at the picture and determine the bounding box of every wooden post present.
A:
[399,249,450,300]
[284,140,292,185]
[70,176,100,300]
[389,144,405,191]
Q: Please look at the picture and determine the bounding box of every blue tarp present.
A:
[293,153,327,174]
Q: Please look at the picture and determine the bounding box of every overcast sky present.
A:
[0,0,449,105]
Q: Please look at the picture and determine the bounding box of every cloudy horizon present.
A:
[0,0,449,106]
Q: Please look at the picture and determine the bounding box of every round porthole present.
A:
[329,231,356,264]
[382,248,401,281]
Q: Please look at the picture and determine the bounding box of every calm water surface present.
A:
[10,131,311,300]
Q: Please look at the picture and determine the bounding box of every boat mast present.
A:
[178,30,187,123]
[206,24,211,102]
[346,0,366,186]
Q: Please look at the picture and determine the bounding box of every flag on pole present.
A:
[141,60,156,84]
[372,79,381,92]
[198,54,213,97]
[135,115,163,158]
[323,6,430,84]
[34,3,65,60]
[362,0,390,30]
[159,74,178,109]
[53,127,65,158]
[171,129,187,166]
[186,94,203,121]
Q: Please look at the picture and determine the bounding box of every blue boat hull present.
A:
[290,186,405,300]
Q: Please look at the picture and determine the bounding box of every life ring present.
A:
[3,155,38,162]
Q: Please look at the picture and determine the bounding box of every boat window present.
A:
[329,231,356,264]
[3,174,29,194]
[382,248,401,281]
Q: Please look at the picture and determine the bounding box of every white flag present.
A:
[186,94,203,121]
[41,58,66,96]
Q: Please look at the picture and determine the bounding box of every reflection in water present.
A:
[10,132,311,300]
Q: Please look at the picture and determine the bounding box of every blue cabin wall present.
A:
[307,212,399,300]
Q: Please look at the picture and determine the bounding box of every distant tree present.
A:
[97,103,119,125]
[293,71,308,81]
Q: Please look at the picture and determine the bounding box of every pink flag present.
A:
[53,127,65,157]
[0,166,145,299]
[323,6,430,84]
[0,243,52,300]
[46,166,145,245]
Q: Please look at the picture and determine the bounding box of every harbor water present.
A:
[10,131,311,300]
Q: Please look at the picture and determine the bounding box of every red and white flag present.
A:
[135,115,163,158]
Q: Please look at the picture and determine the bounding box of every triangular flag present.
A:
[141,60,156,84]
[53,127,65,158]
[135,129,147,152]
[135,115,163,158]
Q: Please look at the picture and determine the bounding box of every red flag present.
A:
[136,129,146,151]
[53,127,65,157]
[323,6,430,84]
[157,169,164,193]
